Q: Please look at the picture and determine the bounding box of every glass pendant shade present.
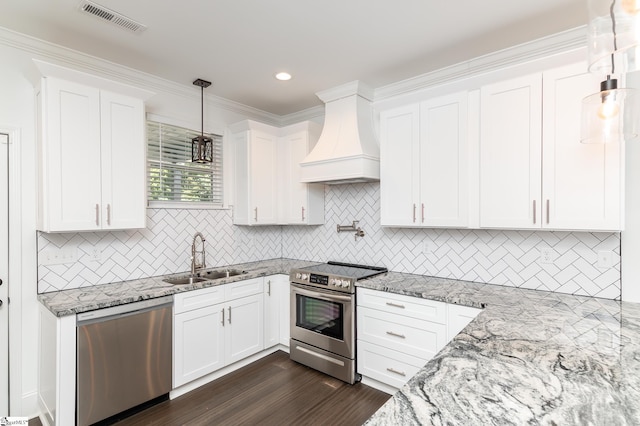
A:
[587,0,640,74]
[581,78,640,143]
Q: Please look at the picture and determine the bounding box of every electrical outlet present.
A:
[540,248,554,264]
[597,250,614,268]
[41,246,77,265]
[88,247,102,262]
[423,240,432,255]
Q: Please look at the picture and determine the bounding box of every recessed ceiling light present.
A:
[275,72,292,81]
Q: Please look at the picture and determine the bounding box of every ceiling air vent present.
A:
[78,0,147,33]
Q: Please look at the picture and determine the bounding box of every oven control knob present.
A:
[330,278,338,287]
[342,279,350,288]
[295,273,302,279]
[301,274,309,280]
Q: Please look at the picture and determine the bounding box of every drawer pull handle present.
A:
[221,309,225,326]
[387,367,406,377]
[386,331,406,339]
[386,302,405,309]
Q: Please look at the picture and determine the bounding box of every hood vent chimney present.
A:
[299,81,380,185]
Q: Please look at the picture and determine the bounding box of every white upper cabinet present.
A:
[479,62,623,231]
[542,63,623,230]
[380,92,468,227]
[37,76,146,232]
[278,123,324,225]
[479,73,543,229]
[380,104,420,227]
[420,92,468,227]
[231,120,324,226]
[233,126,279,225]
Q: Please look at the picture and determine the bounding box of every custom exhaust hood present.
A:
[300,81,380,185]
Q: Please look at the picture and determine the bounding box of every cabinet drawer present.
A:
[174,286,225,314]
[357,306,447,359]
[357,340,425,390]
[225,277,263,301]
[357,288,446,324]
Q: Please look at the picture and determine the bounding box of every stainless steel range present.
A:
[289,261,387,384]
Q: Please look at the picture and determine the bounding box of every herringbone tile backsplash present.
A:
[38,183,621,299]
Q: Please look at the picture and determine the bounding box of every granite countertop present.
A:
[38,258,319,317]
[359,271,640,425]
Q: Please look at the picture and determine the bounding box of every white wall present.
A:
[621,71,640,303]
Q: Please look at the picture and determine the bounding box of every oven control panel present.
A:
[292,272,353,292]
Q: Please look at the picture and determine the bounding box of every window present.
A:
[147,121,223,206]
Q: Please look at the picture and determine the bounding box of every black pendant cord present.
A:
[610,0,617,75]
[201,85,204,137]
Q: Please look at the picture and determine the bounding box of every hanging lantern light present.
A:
[192,78,213,163]
[581,0,640,143]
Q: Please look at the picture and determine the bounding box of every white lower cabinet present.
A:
[263,274,290,349]
[173,278,264,388]
[357,288,480,393]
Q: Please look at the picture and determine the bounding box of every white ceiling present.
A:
[0,0,586,115]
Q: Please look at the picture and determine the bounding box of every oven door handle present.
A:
[291,284,353,303]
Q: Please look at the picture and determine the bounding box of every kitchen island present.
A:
[359,272,640,425]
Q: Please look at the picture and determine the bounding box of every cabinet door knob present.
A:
[532,200,537,224]
[228,306,231,324]
[95,204,100,226]
[107,204,111,226]
[412,204,416,223]
[221,308,225,326]
[267,280,271,296]
[301,206,305,221]
[254,207,258,222]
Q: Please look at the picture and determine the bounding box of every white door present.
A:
[0,133,8,414]
[250,131,278,224]
[100,91,146,230]
[479,73,543,229]
[225,294,264,364]
[380,104,421,226]
[44,78,102,231]
[420,91,469,227]
[542,62,622,231]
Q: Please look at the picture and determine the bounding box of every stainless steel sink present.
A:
[198,269,245,280]
[163,276,208,285]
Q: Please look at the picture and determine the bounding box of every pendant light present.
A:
[587,0,640,74]
[581,0,640,143]
[192,78,213,163]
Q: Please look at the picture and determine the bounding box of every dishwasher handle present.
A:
[77,296,173,325]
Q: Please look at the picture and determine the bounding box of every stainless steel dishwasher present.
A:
[76,296,173,426]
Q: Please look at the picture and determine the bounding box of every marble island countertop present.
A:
[38,258,319,317]
[359,272,640,425]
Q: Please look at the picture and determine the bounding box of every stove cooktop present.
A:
[290,261,387,293]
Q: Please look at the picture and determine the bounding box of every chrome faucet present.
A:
[191,232,206,275]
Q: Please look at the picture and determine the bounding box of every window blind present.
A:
[147,121,223,204]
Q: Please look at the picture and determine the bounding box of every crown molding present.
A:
[279,105,325,126]
[1,24,590,127]
[374,26,588,101]
[0,26,281,126]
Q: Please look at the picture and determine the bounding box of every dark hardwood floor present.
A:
[113,350,390,426]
